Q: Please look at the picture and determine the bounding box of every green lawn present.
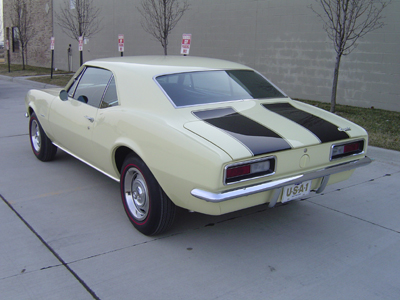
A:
[298,100,400,152]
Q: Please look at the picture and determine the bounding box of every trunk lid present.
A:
[184,99,365,160]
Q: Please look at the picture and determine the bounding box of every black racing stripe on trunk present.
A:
[193,108,291,156]
[262,103,349,143]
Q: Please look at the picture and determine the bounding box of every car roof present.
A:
[85,55,253,77]
[80,56,256,111]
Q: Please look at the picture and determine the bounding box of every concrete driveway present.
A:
[1,77,399,300]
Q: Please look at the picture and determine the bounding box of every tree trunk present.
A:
[163,40,168,55]
[21,44,26,70]
[163,0,168,55]
[330,54,342,113]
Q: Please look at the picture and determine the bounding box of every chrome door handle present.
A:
[84,116,94,123]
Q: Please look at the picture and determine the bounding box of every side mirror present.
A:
[60,90,69,101]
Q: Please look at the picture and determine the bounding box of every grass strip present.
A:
[1,63,398,151]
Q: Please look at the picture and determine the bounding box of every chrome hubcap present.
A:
[124,167,149,221]
[30,120,41,153]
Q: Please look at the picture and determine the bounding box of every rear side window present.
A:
[100,77,119,108]
[156,70,285,107]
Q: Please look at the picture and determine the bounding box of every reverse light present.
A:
[331,140,364,160]
[224,157,276,184]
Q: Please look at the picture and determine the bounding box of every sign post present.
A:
[50,37,55,79]
[78,36,84,66]
[180,34,192,56]
[6,40,10,73]
[118,34,124,57]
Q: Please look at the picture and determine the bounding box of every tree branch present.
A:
[55,0,102,41]
[138,0,190,55]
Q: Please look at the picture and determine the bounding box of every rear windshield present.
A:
[156,70,286,107]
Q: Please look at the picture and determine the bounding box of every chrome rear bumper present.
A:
[191,156,372,203]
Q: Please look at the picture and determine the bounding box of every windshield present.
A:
[156,70,286,107]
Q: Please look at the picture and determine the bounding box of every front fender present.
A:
[25,89,60,140]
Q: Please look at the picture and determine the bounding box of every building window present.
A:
[12,27,20,52]
[70,0,76,9]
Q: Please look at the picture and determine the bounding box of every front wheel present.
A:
[120,155,176,235]
[29,112,57,161]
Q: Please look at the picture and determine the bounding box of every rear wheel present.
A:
[29,112,57,161]
[121,155,176,235]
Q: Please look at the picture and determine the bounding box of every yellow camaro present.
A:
[25,56,371,235]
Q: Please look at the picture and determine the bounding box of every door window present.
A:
[70,67,114,108]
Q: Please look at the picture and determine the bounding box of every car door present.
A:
[49,67,113,163]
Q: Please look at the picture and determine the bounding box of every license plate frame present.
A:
[282,180,312,203]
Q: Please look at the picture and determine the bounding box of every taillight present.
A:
[225,157,276,184]
[331,140,364,160]
[226,165,251,179]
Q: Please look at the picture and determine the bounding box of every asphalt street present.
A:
[1,76,400,300]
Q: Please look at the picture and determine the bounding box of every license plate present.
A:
[282,180,312,203]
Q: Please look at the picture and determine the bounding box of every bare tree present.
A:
[0,14,3,39]
[10,0,36,70]
[56,0,102,66]
[310,0,391,112]
[138,0,190,55]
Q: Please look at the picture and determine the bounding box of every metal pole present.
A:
[51,50,54,79]
[6,40,11,73]
[68,44,71,72]
[7,49,10,73]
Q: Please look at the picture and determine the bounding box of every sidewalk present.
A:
[0,74,62,89]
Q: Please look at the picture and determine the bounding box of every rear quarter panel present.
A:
[91,105,233,212]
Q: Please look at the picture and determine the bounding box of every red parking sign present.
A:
[50,37,55,50]
[78,36,83,51]
[118,34,124,52]
[180,34,191,55]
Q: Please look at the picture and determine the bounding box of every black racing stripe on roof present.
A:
[193,107,291,156]
[262,103,349,143]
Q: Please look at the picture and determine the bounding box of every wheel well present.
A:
[28,107,34,116]
[115,146,139,174]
